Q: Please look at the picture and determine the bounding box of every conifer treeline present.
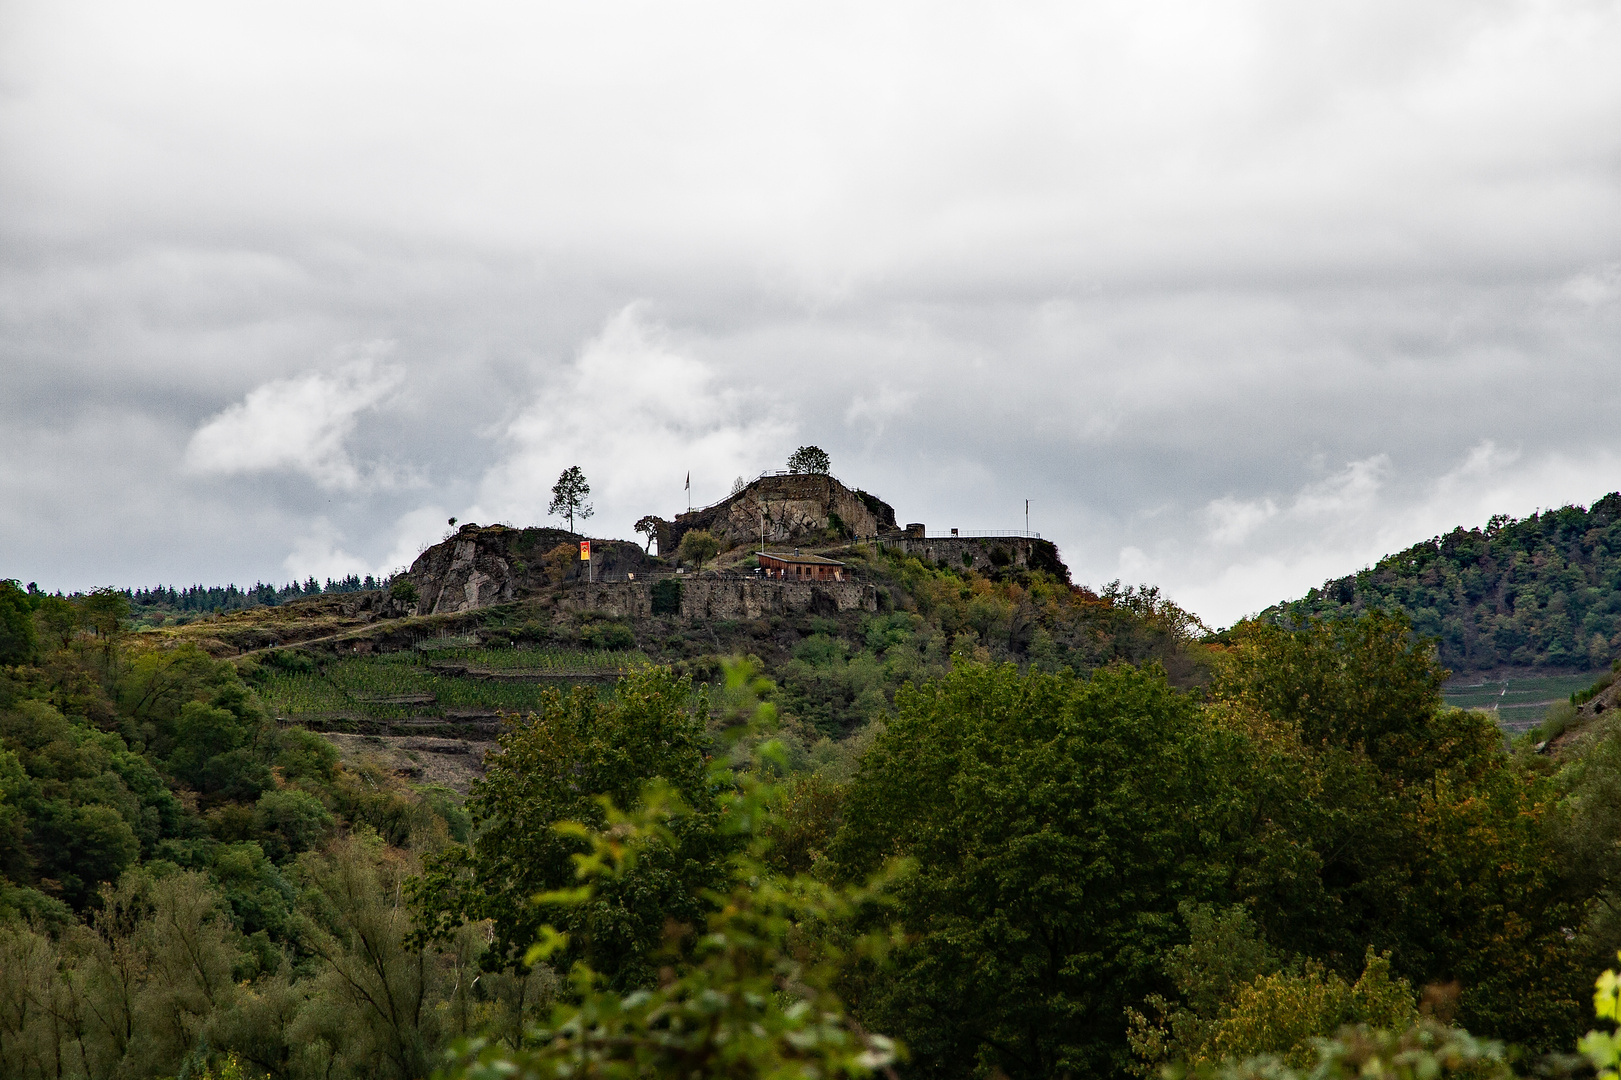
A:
[116,574,387,615]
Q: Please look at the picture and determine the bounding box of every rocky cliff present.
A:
[406,523,655,616]
[652,474,897,554]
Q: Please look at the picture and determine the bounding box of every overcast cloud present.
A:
[1,0,1618,626]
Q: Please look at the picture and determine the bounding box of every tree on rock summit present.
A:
[549,465,594,533]
[787,445,831,475]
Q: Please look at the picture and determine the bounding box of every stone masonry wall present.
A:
[881,536,1069,581]
[558,578,878,619]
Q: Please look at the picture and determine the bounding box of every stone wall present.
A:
[879,536,1069,581]
[558,578,878,619]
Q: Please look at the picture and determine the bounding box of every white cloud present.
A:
[465,306,794,536]
[1565,263,1621,307]
[845,384,917,435]
[282,519,369,583]
[1290,455,1388,518]
[1118,545,1154,582]
[1206,495,1278,544]
[183,353,403,490]
[378,505,452,577]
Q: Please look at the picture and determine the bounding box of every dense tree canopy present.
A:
[5,548,1621,1078]
[824,612,1593,1078]
[412,670,729,986]
[788,445,832,475]
[832,661,1246,1079]
[1264,493,1621,671]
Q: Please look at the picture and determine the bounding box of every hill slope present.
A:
[1261,492,1621,673]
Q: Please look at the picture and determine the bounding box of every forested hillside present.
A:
[1261,493,1621,673]
[7,532,1621,1078]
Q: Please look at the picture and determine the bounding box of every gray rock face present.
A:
[655,474,897,554]
[409,527,520,615]
[406,524,658,616]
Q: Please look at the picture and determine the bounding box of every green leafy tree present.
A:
[1212,612,1588,1050]
[440,659,901,1080]
[676,528,720,572]
[633,514,661,554]
[254,788,334,861]
[79,586,131,678]
[788,445,832,475]
[830,660,1246,1080]
[30,594,77,653]
[411,669,729,987]
[549,465,594,533]
[0,580,37,666]
[287,835,442,1080]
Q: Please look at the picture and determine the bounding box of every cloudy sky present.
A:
[2,1,1618,627]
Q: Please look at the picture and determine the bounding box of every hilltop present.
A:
[1260,492,1621,674]
[91,472,1200,770]
[0,470,1207,922]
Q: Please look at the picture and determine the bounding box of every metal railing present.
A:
[930,530,1042,539]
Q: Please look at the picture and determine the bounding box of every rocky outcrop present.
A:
[406,523,655,616]
[655,474,897,554]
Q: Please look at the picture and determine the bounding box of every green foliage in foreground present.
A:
[1261,492,1621,672]
[831,660,1239,1078]
[823,611,1591,1079]
[11,583,1621,1079]
[412,670,728,985]
[442,661,899,1080]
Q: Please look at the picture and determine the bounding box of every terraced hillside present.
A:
[255,643,649,734]
[1441,671,1597,732]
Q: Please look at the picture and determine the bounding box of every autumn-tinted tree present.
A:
[677,528,720,572]
[1211,613,1588,1050]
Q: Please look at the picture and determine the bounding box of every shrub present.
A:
[580,622,636,651]
[255,788,334,860]
[678,529,720,571]
[652,578,682,616]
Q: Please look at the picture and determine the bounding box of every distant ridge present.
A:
[1261,493,1621,673]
